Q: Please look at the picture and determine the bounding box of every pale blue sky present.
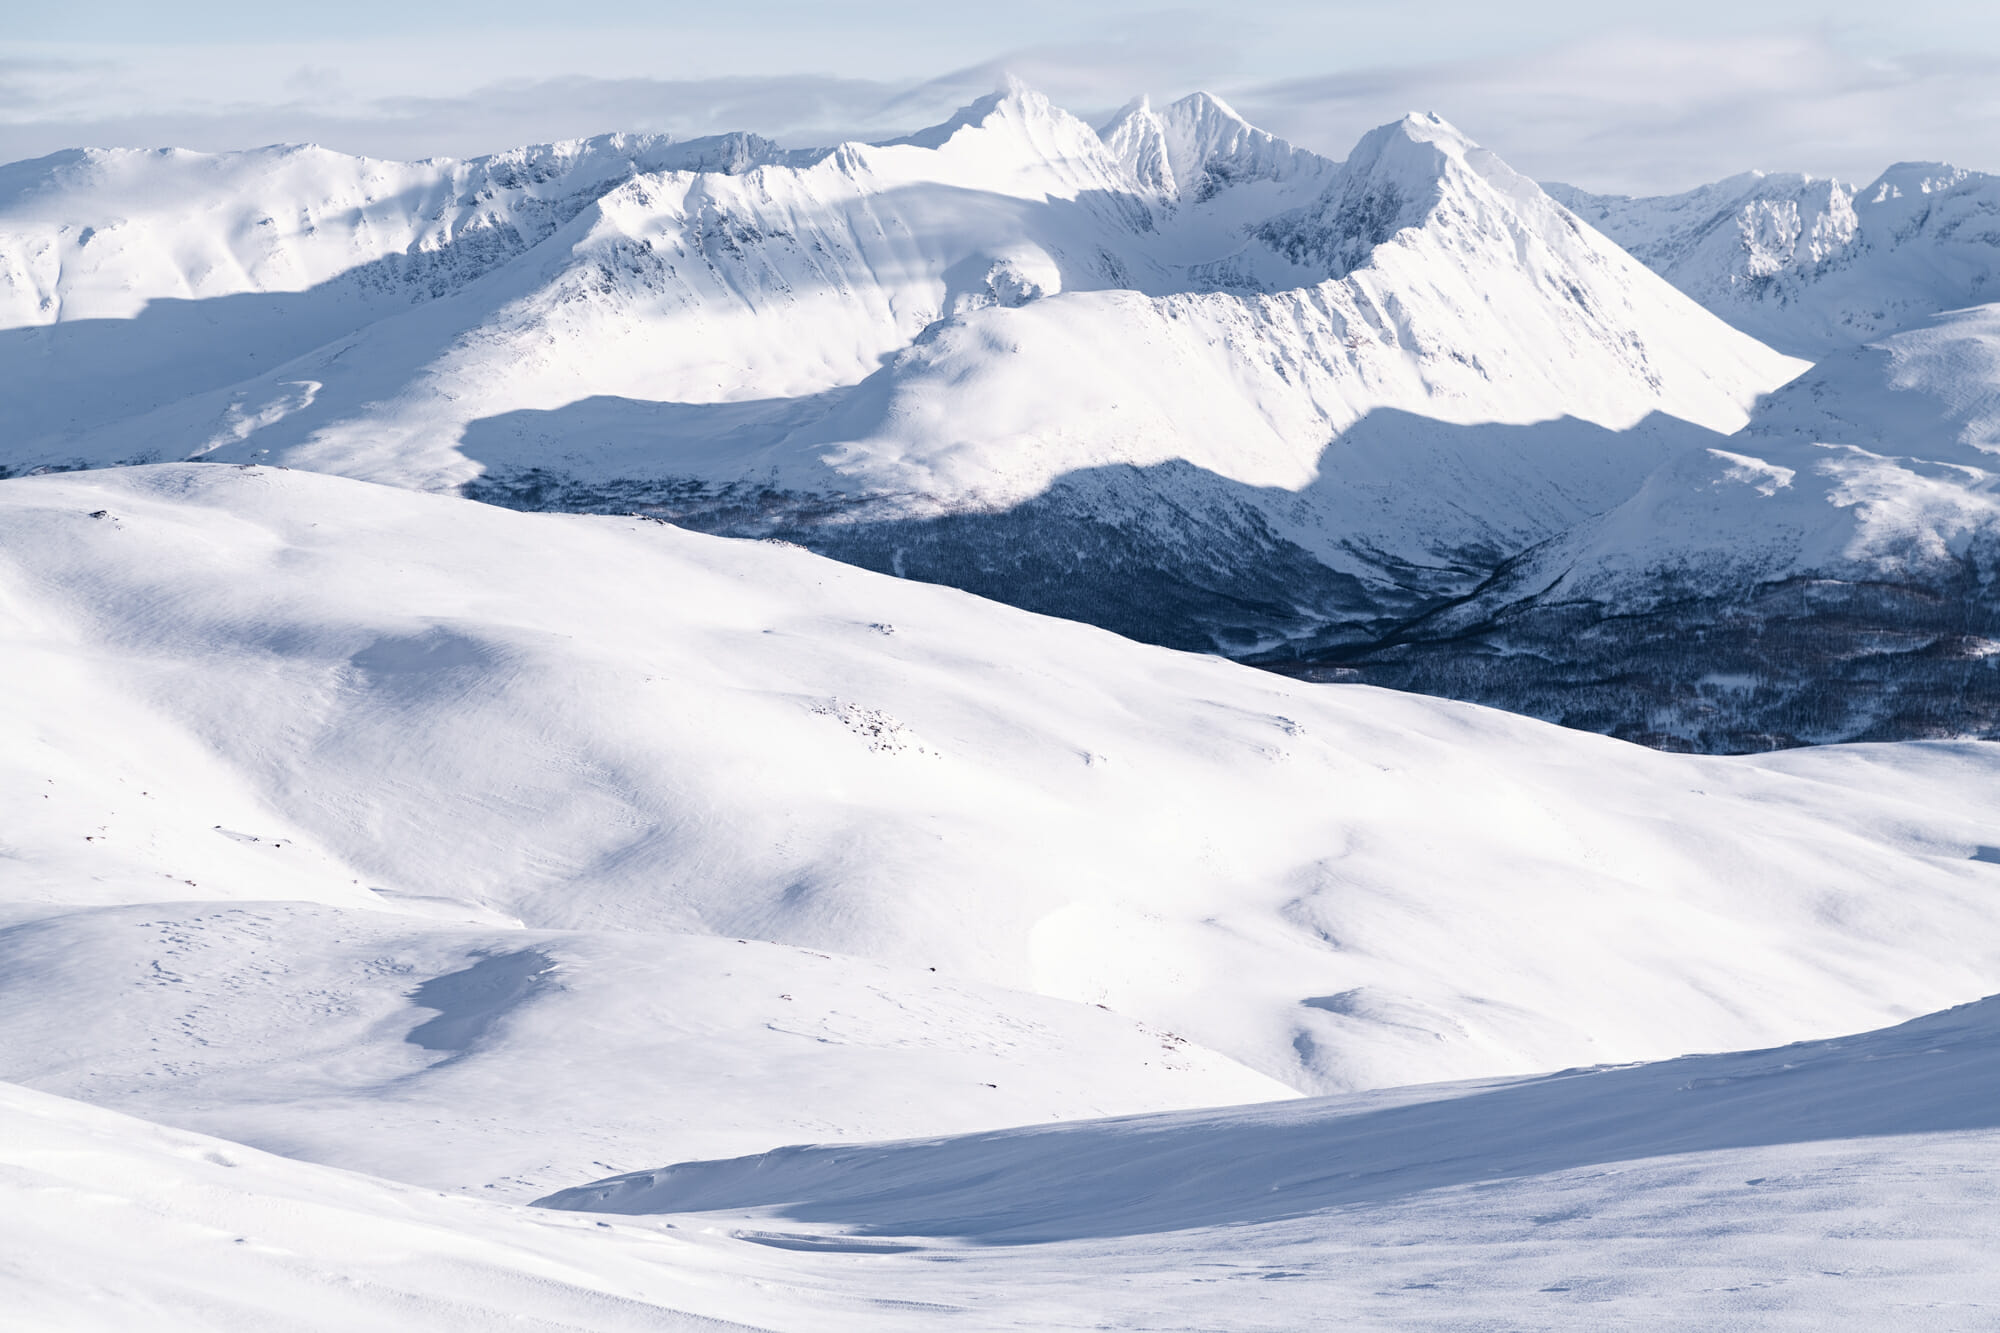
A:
[5,2,1998,191]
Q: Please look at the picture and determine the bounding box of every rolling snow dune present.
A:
[523,999,2000,1328]
[6,462,2000,1105]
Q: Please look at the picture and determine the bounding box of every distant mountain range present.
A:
[5,86,1999,749]
[1548,163,2000,358]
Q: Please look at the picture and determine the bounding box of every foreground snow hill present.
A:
[543,993,2000,1241]
[0,86,1797,658]
[530,995,2000,1328]
[1549,162,2000,358]
[7,463,2000,1116]
[1336,304,2000,749]
[8,992,2000,1329]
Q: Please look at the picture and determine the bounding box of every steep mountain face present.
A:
[1315,305,2000,749]
[1,88,1796,657]
[1100,91,1329,205]
[1549,163,2000,358]
[0,132,794,450]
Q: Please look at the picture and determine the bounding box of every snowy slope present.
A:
[528,996,2000,1328]
[0,133,792,452]
[0,88,1799,655]
[1339,305,2000,748]
[7,464,2000,1109]
[0,903,1288,1198]
[546,993,2000,1237]
[1550,163,2000,357]
[1504,305,2000,594]
[0,1081,779,1333]
[11,989,1998,1332]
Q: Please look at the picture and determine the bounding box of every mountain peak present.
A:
[1387,110,1475,150]
[1164,91,1254,131]
[1102,90,1328,202]
[1865,161,1975,203]
[1099,96,1176,194]
[876,80,1077,153]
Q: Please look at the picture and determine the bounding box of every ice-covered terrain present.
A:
[0,87,1796,656]
[1331,304,2000,748]
[1550,163,2000,358]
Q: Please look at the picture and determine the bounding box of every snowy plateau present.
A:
[3,84,2000,1330]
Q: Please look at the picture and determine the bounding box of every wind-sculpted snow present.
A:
[7,464,2000,1106]
[1550,162,2000,357]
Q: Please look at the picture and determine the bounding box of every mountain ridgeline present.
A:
[5,87,2000,750]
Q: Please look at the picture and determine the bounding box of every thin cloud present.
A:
[1228,31,2000,192]
[2,29,1998,191]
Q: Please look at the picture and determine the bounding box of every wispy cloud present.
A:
[2,28,1996,191]
[1228,31,2000,192]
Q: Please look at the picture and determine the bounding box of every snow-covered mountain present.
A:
[1,87,1797,656]
[1549,163,2000,358]
[10,85,2000,1328]
[1326,304,2000,748]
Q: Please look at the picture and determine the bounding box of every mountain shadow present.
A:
[458,397,1705,658]
[459,391,2000,753]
